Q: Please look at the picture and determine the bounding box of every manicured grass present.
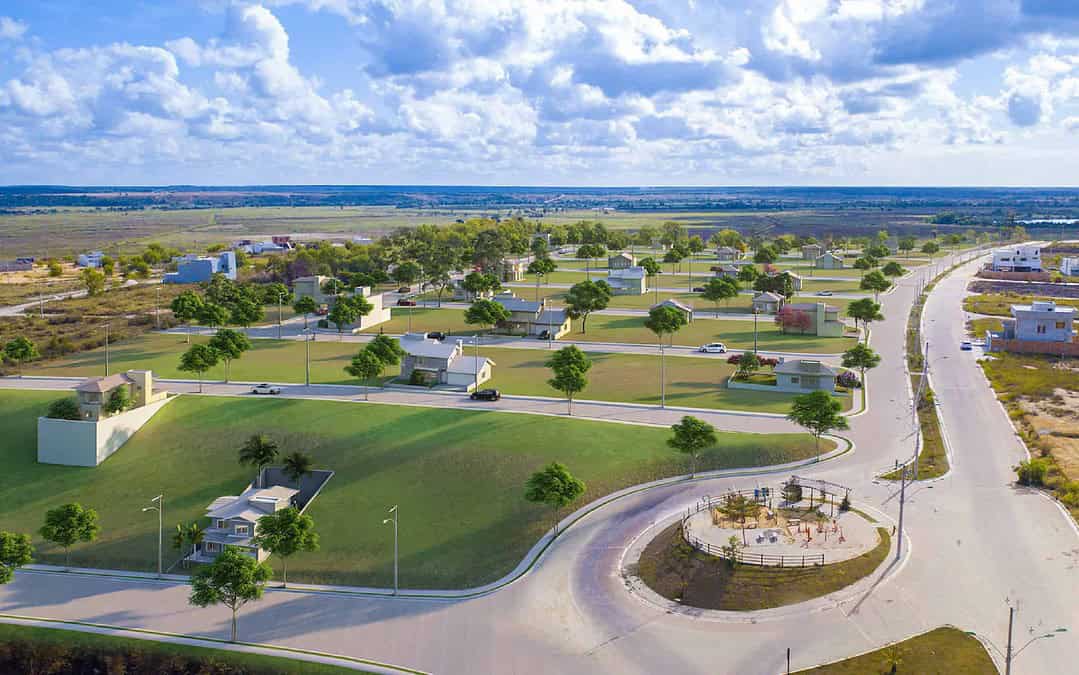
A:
[800,278,864,293]
[964,293,1079,317]
[357,306,487,336]
[570,314,857,354]
[0,623,370,674]
[637,522,890,611]
[0,391,826,587]
[25,333,850,411]
[798,626,996,674]
[968,317,1003,338]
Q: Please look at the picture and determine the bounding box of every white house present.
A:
[77,251,105,268]
[1059,257,1079,276]
[774,359,839,393]
[400,335,494,390]
[608,252,637,269]
[815,252,844,269]
[715,246,741,262]
[992,244,1042,272]
[492,295,571,338]
[200,485,300,562]
[606,266,648,295]
[653,298,694,323]
[293,278,391,332]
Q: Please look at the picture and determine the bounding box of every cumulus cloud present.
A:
[0,16,27,40]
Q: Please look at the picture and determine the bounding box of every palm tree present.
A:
[882,644,905,674]
[282,451,313,484]
[186,521,205,561]
[239,434,279,488]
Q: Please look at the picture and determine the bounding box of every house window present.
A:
[790,376,799,383]
[1056,322,1066,329]
[235,524,249,535]
[215,519,225,529]
[1036,325,1046,334]
[205,542,220,553]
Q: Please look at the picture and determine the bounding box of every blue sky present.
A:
[1,1,1078,186]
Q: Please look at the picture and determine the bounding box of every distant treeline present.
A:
[2,185,1079,214]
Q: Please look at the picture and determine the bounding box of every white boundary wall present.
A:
[37,395,176,467]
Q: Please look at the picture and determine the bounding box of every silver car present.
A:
[698,342,728,353]
[252,383,282,395]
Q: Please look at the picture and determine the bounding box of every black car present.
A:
[470,388,501,401]
[692,286,705,293]
[398,286,411,293]
[537,330,551,340]
[426,331,446,341]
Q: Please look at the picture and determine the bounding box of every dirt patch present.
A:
[1024,389,1079,478]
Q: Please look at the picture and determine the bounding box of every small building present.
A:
[752,291,784,314]
[885,237,900,255]
[294,278,391,331]
[608,252,637,269]
[802,244,823,261]
[606,266,648,295]
[164,251,237,284]
[492,295,571,338]
[293,275,336,306]
[987,301,1079,354]
[768,270,802,291]
[815,252,844,269]
[653,298,694,323]
[452,278,495,302]
[0,259,33,273]
[783,302,845,337]
[715,246,741,262]
[498,258,528,282]
[713,264,740,280]
[399,336,494,390]
[202,485,299,562]
[1062,258,1079,276]
[992,244,1041,272]
[774,359,838,393]
[75,370,167,421]
[77,251,105,268]
[237,236,293,255]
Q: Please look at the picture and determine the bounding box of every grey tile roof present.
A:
[774,359,838,376]
[494,296,542,313]
[448,355,493,374]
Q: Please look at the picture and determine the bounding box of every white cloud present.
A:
[0,16,27,40]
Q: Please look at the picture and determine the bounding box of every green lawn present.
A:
[357,306,486,336]
[799,627,996,674]
[26,333,848,412]
[570,314,857,354]
[0,390,826,587]
[968,317,1003,338]
[0,623,371,674]
[964,293,1079,317]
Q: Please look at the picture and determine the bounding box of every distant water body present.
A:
[1018,219,1079,224]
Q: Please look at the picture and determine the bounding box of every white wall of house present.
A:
[37,395,175,467]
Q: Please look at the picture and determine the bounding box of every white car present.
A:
[698,342,728,353]
[816,290,833,296]
[252,383,282,395]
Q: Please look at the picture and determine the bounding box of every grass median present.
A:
[0,390,829,588]
[797,626,995,674]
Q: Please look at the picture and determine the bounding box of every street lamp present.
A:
[382,505,399,595]
[277,292,284,339]
[752,308,760,353]
[141,494,164,578]
[103,323,111,376]
[303,328,311,387]
[966,607,1067,675]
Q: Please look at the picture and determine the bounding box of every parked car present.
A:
[692,286,706,293]
[960,340,973,351]
[470,388,501,401]
[396,298,417,306]
[398,286,411,293]
[537,329,551,340]
[426,331,446,341]
[252,383,281,395]
[816,290,833,296]
[698,342,728,353]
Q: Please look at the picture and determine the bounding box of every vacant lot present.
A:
[964,293,1079,316]
[26,333,850,412]
[799,627,995,674]
[0,391,824,587]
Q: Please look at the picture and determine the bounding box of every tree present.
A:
[46,397,81,420]
[687,235,705,257]
[639,257,661,301]
[736,265,759,289]
[735,351,761,379]
[464,298,512,333]
[40,503,99,569]
[47,260,63,277]
[853,256,876,270]
[576,243,607,279]
[103,385,130,415]
[881,643,907,674]
[701,277,739,316]
[882,261,907,277]
[864,244,890,259]
[198,302,230,330]
[392,261,421,286]
[662,248,684,273]
[646,304,688,408]
[208,329,251,383]
[527,257,557,300]
[787,390,849,457]
[3,336,39,375]
[712,228,743,249]
[366,334,406,382]
[842,343,881,383]
[775,306,812,334]
[80,268,105,296]
[0,531,33,584]
[921,241,940,254]
[282,451,313,484]
[345,347,382,400]
[564,280,612,333]
[546,345,591,415]
[667,415,717,477]
[178,343,219,393]
[229,297,265,334]
[173,521,205,568]
[753,246,777,264]
[524,462,586,535]
[753,272,795,299]
[782,479,803,504]
[327,294,372,339]
[718,492,762,546]
[293,295,318,329]
[846,298,884,339]
[253,507,319,588]
[171,291,205,343]
[860,270,892,300]
[898,237,916,252]
[460,271,501,300]
[189,547,273,642]
[239,434,278,488]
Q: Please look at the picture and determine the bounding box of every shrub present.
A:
[317,318,329,329]
[839,493,851,511]
[837,371,861,389]
[1015,458,1051,486]
[46,397,81,420]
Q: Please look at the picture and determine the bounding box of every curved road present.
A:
[1,249,1076,674]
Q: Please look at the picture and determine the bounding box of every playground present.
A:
[681,478,880,566]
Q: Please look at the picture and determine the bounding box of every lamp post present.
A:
[155,284,161,329]
[382,505,399,595]
[966,607,1067,675]
[303,328,311,387]
[752,308,760,353]
[277,292,283,339]
[141,494,164,578]
[104,323,111,376]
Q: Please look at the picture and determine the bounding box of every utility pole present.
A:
[1005,605,1014,675]
[659,341,666,409]
[104,323,111,376]
[141,494,163,578]
[753,308,759,353]
[474,334,480,392]
[304,329,311,387]
[277,292,283,339]
[383,505,399,595]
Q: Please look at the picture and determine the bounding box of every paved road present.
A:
[0,288,88,316]
[2,247,1075,674]
[505,281,872,299]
